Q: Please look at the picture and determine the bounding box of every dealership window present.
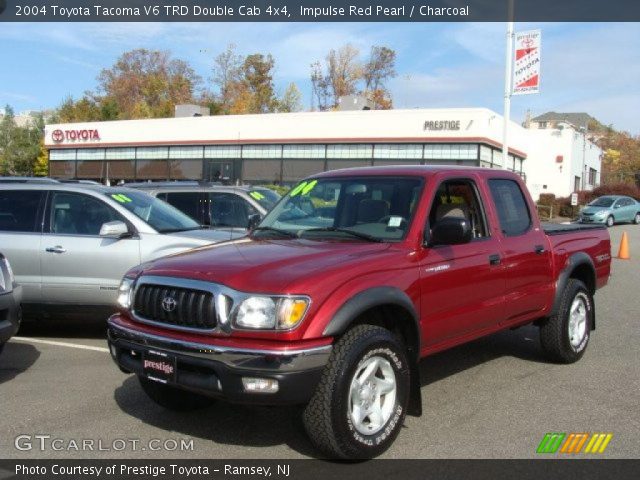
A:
[282,160,325,182]
[76,149,105,160]
[242,145,282,158]
[169,159,203,180]
[106,147,136,160]
[169,146,204,159]
[49,161,75,178]
[136,160,169,179]
[327,144,373,159]
[326,159,372,171]
[242,159,282,182]
[107,160,135,180]
[77,161,105,178]
[204,145,241,158]
[589,168,597,186]
[136,147,169,159]
[373,159,421,166]
[479,145,492,162]
[282,144,325,158]
[374,144,422,159]
[493,150,503,166]
[50,149,76,160]
[424,144,477,160]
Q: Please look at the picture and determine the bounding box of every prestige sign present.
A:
[51,128,100,143]
[423,120,461,131]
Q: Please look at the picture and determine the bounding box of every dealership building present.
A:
[44,107,600,199]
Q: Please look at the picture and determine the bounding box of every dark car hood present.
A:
[136,237,392,293]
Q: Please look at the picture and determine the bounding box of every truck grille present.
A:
[133,284,217,330]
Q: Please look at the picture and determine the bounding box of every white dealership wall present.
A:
[524,126,602,201]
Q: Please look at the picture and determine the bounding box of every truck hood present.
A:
[135,237,392,293]
[168,228,246,244]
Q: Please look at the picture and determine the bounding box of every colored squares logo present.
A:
[537,433,613,454]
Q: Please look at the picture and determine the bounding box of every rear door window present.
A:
[0,190,44,232]
[162,192,203,223]
[488,179,532,236]
[209,193,258,228]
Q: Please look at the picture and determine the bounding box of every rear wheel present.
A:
[303,325,410,459]
[138,376,215,411]
[540,279,593,363]
[606,215,614,227]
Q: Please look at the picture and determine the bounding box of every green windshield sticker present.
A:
[111,194,132,203]
[301,180,317,195]
[290,182,308,197]
[249,191,265,200]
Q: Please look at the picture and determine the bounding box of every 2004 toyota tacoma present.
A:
[107,166,611,459]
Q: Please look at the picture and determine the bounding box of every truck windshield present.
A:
[106,190,201,233]
[589,197,615,207]
[254,176,424,242]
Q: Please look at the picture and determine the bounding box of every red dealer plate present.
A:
[142,350,177,383]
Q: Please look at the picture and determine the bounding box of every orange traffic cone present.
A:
[617,232,630,260]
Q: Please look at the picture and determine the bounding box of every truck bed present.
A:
[542,222,606,236]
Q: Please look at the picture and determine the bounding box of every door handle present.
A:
[534,244,546,254]
[488,254,501,265]
[46,246,66,254]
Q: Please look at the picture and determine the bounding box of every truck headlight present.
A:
[235,296,309,330]
[117,277,135,309]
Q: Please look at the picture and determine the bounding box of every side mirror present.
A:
[99,221,130,238]
[247,214,262,231]
[428,217,472,246]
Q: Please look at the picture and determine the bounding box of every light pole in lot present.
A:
[502,0,515,170]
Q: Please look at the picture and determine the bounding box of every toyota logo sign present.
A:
[161,296,178,313]
[52,129,64,142]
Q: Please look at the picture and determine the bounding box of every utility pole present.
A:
[502,0,515,170]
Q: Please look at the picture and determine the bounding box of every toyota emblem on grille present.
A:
[161,296,177,312]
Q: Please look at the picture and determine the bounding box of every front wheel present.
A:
[138,376,216,411]
[303,325,410,459]
[539,279,593,363]
[606,215,614,227]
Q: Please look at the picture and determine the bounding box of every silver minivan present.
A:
[0,183,240,318]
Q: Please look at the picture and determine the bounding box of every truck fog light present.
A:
[242,377,279,394]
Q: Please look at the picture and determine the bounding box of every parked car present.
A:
[0,253,21,356]
[0,184,242,319]
[108,166,611,459]
[126,181,280,232]
[0,176,59,184]
[580,195,640,226]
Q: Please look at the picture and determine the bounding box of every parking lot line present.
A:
[11,337,109,353]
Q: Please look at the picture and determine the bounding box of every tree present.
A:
[310,44,397,110]
[242,53,277,113]
[211,44,244,113]
[0,107,43,176]
[33,138,49,177]
[363,46,396,109]
[96,48,201,119]
[278,83,303,112]
[598,130,640,184]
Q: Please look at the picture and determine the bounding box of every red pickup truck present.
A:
[108,166,611,459]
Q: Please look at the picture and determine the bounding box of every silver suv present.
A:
[126,182,281,233]
[0,183,240,318]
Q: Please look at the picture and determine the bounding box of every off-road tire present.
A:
[303,325,410,459]
[138,376,215,411]
[540,279,593,363]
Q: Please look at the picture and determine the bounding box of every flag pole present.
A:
[502,0,515,169]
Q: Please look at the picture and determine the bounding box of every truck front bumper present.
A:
[0,285,22,345]
[107,315,332,405]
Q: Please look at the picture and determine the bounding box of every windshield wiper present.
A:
[300,227,383,243]
[251,226,298,238]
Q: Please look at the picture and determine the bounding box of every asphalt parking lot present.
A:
[1,225,638,459]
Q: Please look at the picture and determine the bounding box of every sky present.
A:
[0,21,638,133]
